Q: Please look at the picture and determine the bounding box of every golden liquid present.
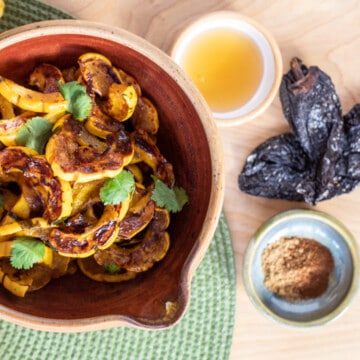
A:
[180,28,263,113]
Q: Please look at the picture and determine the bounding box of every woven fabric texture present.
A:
[0,213,236,360]
[0,1,237,359]
[0,0,72,31]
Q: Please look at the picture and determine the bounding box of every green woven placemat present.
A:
[0,0,72,30]
[0,1,237,359]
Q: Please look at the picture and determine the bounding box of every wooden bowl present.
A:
[0,20,224,331]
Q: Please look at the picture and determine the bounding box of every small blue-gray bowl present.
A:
[242,208,359,327]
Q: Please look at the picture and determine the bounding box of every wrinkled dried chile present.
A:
[238,58,360,205]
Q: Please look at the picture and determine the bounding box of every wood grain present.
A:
[44,0,360,358]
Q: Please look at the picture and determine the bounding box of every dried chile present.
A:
[238,58,360,205]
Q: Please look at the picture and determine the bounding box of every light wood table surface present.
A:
[44,1,360,358]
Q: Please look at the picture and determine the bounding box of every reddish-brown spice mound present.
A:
[261,237,334,301]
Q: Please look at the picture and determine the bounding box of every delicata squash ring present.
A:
[46,115,134,183]
[0,52,184,297]
[0,146,72,223]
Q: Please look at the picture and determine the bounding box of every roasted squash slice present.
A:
[125,164,144,184]
[0,241,72,297]
[0,217,51,240]
[48,196,130,258]
[78,53,138,121]
[0,147,72,223]
[0,189,17,222]
[101,83,138,121]
[77,256,137,282]
[85,97,123,138]
[0,259,52,296]
[0,93,15,119]
[130,129,175,186]
[70,180,103,216]
[78,52,121,97]
[0,240,53,267]
[9,179,39,219]
[0,111,36,146]
[117,183,155,239]
[46,115,134,183]
[94,207,170,272]
[50,251,73,278]
[0,241,56,297]
[0,75,67,113]
[130,96,159,135]
[0,266,29,297]
[116,68,142,96]
[29,63,64,93]
[62,66,81,83]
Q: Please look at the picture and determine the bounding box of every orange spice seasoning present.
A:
[261,236,334,301]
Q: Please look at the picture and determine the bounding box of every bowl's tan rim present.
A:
[171,10,283,128]
[242,208,360,328]
[0,19,225,332]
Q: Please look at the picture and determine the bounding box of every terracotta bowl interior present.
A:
[0,21,222,330]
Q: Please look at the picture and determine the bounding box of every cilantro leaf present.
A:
[100,170,135,205]
[58,81,92,121]
[151,176,189,213]
[104,263,120,274]
[16,116,53,154]
[10,237,45,270]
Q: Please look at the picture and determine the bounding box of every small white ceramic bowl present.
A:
[242,209,359,327]
[171,11,283,127]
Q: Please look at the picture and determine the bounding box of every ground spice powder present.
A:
[261,236,334,301]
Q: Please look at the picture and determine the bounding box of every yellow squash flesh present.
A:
[46,115,134,183]
[77,256,137,282]
[0,111,36,147]
[0,76,67,113]
[0,93,15,119]
[48,196,131,258]
[102,83,138,121]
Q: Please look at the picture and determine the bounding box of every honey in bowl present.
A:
[179,27,263,114]
[171,11,282,126]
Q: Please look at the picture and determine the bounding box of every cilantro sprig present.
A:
[15,82,92,153]
[151,176,188,213]
[58,81,92,121]
[104,263,120,274]
[16,116,53,154]
[10,237,45,270]
[100,170,135,205]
